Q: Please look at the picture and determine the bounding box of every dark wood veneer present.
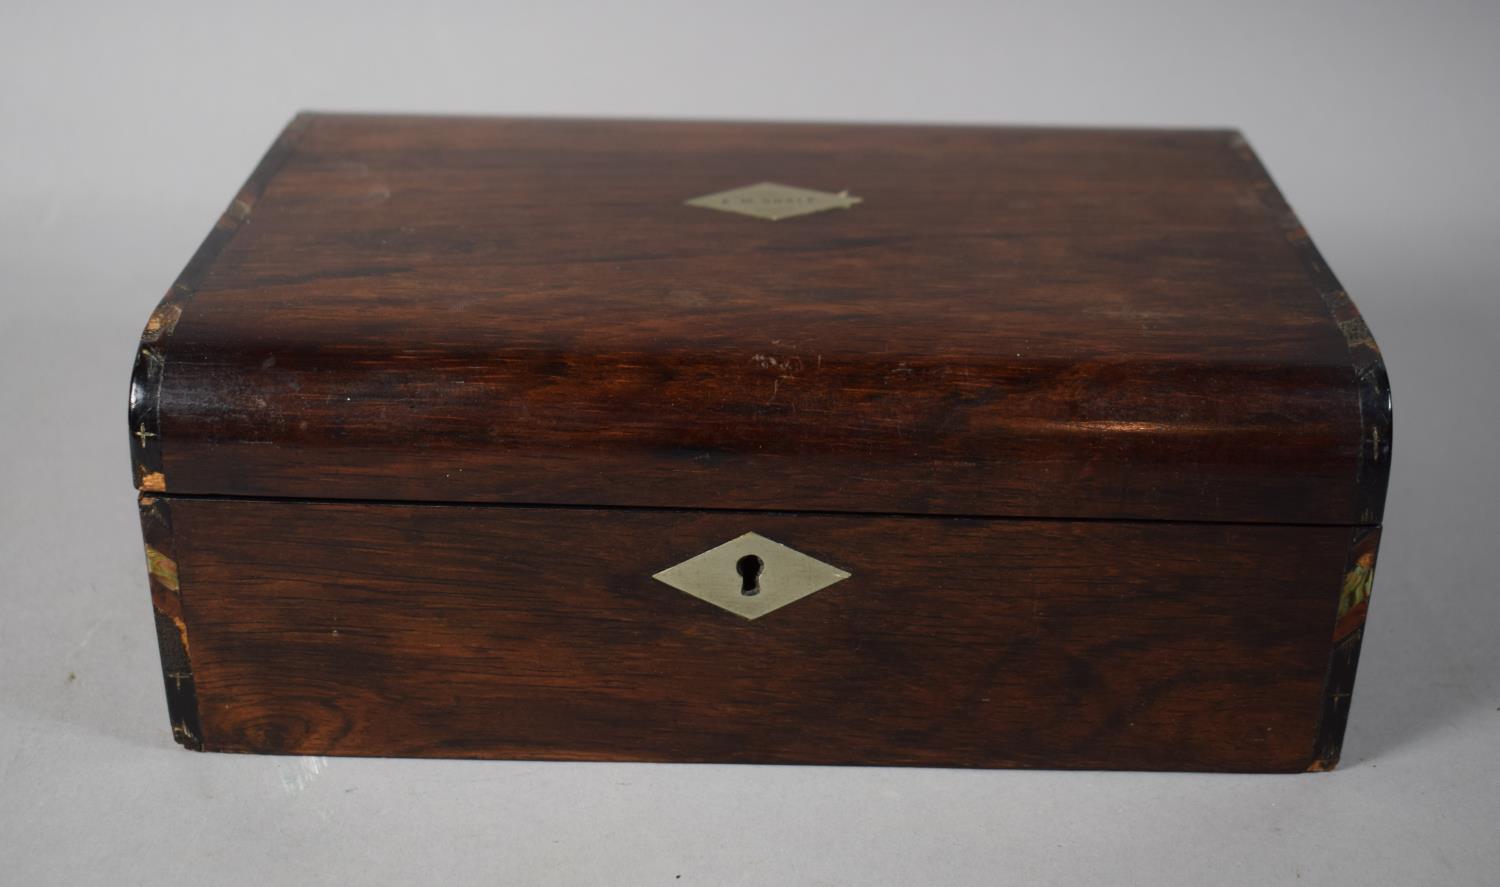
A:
[133,114,1390,525]
[168,497,1351,772]
[131,115,1390,770]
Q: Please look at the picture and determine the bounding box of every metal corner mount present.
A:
[684,182,862,221]
[652,532,851,620]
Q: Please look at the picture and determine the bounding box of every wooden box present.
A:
[130,114,1389,771]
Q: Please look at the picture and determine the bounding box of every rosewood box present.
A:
[131,114,1389,771]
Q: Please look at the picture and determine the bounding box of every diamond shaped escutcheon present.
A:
[684,182,862,221]
[652,532,852,620]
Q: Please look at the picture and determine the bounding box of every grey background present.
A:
[3,1,1497,884]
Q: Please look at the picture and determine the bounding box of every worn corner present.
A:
[224,196,255,225]
[1306,751,1341,772]
[140,301,183,344]
[171,719,205,751]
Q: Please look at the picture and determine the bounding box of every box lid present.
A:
[129,113,1389,525]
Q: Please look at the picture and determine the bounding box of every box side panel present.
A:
[1309,525,1382,770]
[138,495,202,748]
[163,498,1357,772]
[128,113,313,494]
[1229,134,1392,526]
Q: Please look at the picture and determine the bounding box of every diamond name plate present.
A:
[684,182,862,221]
[652,532,852,620]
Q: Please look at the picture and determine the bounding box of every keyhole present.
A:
[736,555,764,596]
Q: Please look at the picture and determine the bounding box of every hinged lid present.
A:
[130,113,1389,525]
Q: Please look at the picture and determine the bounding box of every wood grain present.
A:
[133,114,1390,525]
[166,497,1354,772]
[131,115,1389,771]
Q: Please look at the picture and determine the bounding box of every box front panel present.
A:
[153,497,1354,772]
